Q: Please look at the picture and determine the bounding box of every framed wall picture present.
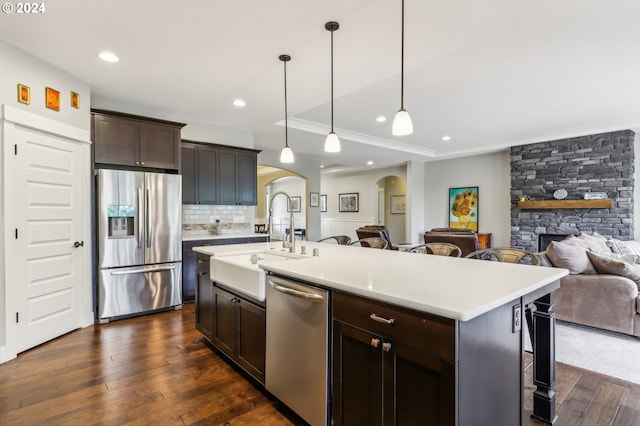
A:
[287,196,302,213]
[320,194,327,212]
[449,187,478,231]
[390,195,406,214]
[45,87,60,111]
[339,192,359,212]
[18,84,30,105]
[310,192,319,207]
[70,91,80,108]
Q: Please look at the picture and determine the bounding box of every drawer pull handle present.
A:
[199,271,207,275]
[382,342,392,352]
[197,259,207,263]
[370,314,395,325]
[371,338,380,348]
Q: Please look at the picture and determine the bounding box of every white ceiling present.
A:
[2,0,640,173]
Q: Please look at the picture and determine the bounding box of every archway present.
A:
[375,175,407,244]
[257,166,307,240]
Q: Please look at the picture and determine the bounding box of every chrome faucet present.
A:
[268,191,295,253]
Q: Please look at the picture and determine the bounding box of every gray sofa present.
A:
[535,233,640,337]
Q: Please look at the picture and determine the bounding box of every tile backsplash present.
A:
[182,205,255,235]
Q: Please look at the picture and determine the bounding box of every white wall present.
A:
[0,40,91,359]
[268,177,306,239]
[0,40,91,131]
[424,150,511,247]
[321,165,407,244]
[257,150,322,241]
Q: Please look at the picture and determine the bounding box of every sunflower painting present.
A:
[449,187,478,231]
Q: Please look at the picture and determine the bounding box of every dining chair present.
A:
[317,235,352,245]
[349,237,389,249]
[464,247,540,265]
[408,242,462,257]
[356,225,398,250]
[423,228,480,257]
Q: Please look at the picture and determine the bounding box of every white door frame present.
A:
[0,105,93,363]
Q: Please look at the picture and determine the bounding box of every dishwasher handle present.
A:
[268,277,324,303]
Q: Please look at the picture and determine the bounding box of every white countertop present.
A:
[194,241,568,321]
[182,233,267,241]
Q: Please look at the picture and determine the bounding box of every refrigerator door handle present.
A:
[110,264,177,275]
[146,188,152,248]
[137,188,143,249]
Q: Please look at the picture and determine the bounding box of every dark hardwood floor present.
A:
[1,304,638,425]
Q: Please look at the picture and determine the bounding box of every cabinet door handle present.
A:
[382,342,392,352]
[370,338,380,348]
[370,314,395,325]
[197,259,207,263]
[199,271,207,275]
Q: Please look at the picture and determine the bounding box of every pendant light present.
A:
[279,54,294,163]
[324,21,341,153]
[392,0,413,136]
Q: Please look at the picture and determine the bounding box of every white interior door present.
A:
[3,108,92,356]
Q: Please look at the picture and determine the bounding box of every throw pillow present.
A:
[586,251,640,290]
[624,240,640,256]
[546,241,597,275]
[595,251,640,264]
[607,238,631,255]
[577,232,612,253]
[560,235,591,249]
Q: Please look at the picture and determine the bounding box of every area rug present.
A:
[555,321,640,384]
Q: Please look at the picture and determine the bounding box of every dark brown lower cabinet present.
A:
[332,290,523,426]
[212,285,266,383]
[333,295,455,426]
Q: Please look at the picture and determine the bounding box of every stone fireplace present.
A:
[511,130,635,252]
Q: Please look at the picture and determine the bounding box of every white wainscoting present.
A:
[320,217,375,242]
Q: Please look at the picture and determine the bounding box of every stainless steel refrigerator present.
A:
[97,169,182,322]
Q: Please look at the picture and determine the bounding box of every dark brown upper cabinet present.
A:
[92,109,185,171]
[182,142,219,204]
[219,148,258,205]
[181,141,259,206]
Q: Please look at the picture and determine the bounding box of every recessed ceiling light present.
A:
[233,99,246,107]
[366,161,374,166]
[320,165,325,169]
[442,135,452,141]
[376,116,387,123]
[98,51,119,63]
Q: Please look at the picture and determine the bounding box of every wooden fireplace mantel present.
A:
[517,199,613,209]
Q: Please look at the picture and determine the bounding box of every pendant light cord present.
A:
[283,59,289,148]
[330,28,334,132]
[400,0,405,109]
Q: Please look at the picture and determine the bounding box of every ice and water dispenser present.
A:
[107,205,136,238]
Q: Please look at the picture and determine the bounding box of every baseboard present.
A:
[0,345,17,365]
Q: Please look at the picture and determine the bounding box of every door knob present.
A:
[73,241,84,248]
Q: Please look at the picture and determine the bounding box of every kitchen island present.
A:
[194,241,567,425]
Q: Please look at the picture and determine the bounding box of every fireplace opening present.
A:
[538,233,571,252]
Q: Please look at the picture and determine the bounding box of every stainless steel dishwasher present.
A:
[265,274,329,426]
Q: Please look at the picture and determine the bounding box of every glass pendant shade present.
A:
[324,131,341,153]
[280,146,294,163]
[392,108,413,136]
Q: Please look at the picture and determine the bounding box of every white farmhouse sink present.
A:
[210,250,303,301]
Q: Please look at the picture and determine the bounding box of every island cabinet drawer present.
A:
[333,291,456,362]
